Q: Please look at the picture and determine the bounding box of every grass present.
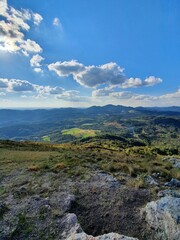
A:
[42,136,51,142]
[61,128,98,138]
[0,140,179,182]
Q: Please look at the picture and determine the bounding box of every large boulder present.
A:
[142,195,180,240]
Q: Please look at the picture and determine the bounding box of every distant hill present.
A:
[0,105,180,142]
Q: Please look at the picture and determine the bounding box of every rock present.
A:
[158,190,180,198]
[61,213,138,240]
[165,178,180,187]
[152,172,161,178]
[64,194,75,212]
[142,196,180,240]
[95,233,138,240]
[0,201,8,216]
[165,158,180,168]
[60,213,83,239]
[71,233,139,240]
[145,175,158,185]
[89,172,119,189]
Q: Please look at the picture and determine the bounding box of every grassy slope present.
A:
[0,140,179,184]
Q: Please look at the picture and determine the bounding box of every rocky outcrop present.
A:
[165,178,180,187]
[61,213,138,240]
[142,192,180,240]
[164,157,180,168]
[145,175,158,186]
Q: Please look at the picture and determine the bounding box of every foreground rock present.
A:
[142,192,180,240]
[61,213,138,240]
[165,178,180,187]
[164,157,180,168]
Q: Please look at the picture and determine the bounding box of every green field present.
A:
[42,136,51,142]
[61,128,98,138]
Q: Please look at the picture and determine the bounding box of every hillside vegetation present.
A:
[0,105,180,239]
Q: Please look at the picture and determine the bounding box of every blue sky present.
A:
[0,0,180,108]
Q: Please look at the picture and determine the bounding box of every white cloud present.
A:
[121,78,142,88]
[9,79,35,92]
[160,88,180,99]
[74,62,125,87]
[0,77,84,102]
[0,78,37,93]
[94,87,180,104]
[56,90,87,102]
[0,0,7,16]
[53,17,60,26]
[92,88,113,97]
[37,86,64,96]
[48,60,162,89]
[32,13,43,25]
[30,54,44,67]
[0,78,9,88]
[34,68,43,73]
[0,1,42,55]
[20,39,42,55]
[52,17,63,31]
[48,60,126,87]
[109,91,134,99]
[48,60,85,77]
[0,78,35,92]
[143,76,163,86]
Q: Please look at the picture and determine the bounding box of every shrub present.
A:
[28,165,40,171]
[54,163,66,170]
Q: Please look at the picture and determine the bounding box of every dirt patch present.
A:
[70,173,152,239]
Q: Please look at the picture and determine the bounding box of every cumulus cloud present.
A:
[109,91,134,99]
[144,76,163,86]
[37,86,64,96]
[160,88,180,99]
[0,78,35,92]
[92,87,159,101]
[33,13,43,25]
[92,88,113,97]
[0,0,42,55]
[30,54,44,67]
[10,79,35,92]
[92,88,134,99]
[30,54,44,72]
[48,60,126,87]
[0,78,9,88]
[92,87,180,104]
[48,60,85,77]
[120,78,142,88]
[0,0,7,16]
[0,77,84,102]
[55,90,87,102]
[48,60,162,89]
[34,68,43,73]
[119,76,162,88]
[74,62,125,87]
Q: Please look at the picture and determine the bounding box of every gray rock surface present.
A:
[158,189,180,198]
[142,194,180,240]
[145,175,158,185]
[165,178,180,187]
[165,157,180,168]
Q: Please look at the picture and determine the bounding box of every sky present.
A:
[0,0,180,108]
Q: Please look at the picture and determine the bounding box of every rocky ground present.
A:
[0,164,180,240]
